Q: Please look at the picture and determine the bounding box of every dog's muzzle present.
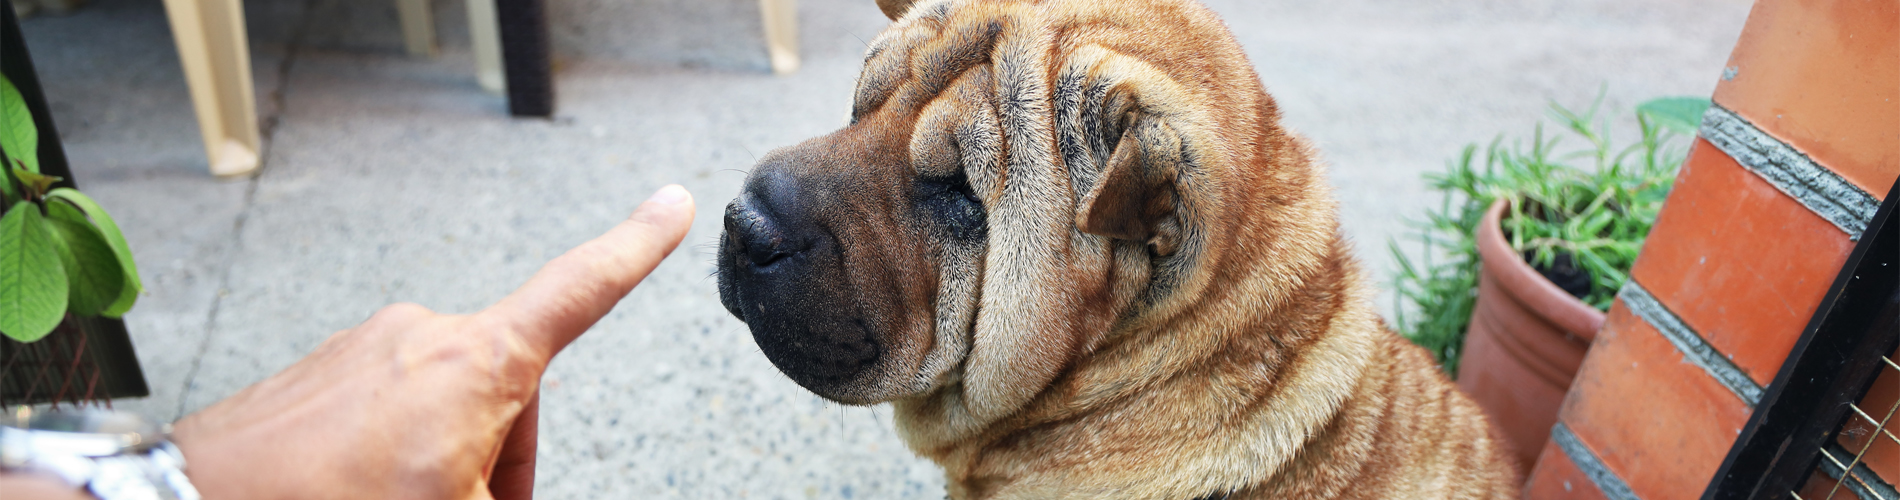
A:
[717,167,881,398]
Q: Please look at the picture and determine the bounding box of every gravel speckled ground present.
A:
[22,0,1747,496]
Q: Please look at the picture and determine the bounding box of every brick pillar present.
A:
[1520,0,1898,498]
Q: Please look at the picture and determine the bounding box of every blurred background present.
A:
[19,0,1749,496]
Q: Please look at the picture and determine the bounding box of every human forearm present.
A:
[0,473,95,500]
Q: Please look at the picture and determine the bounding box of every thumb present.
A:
[487,390,540,500]
[481,185,694,362]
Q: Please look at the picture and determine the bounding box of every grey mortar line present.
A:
[1552,422,1641,500]
[1618,282,1765,406]
[1818,441,1900,500]
[1699,104,1879,239]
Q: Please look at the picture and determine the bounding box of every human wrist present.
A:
[1,408,202,500]
[163,418,240,500]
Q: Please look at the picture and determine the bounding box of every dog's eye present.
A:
[917,171,986,240]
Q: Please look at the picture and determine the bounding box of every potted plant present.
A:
[1390,94,1707,472]
[0,68,146,406]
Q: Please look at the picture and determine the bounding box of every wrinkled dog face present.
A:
[714,73,996,404]
[718,0,1236,416]
[716,5,1020,405]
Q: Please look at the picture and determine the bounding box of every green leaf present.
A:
[1,167,15,204]
[0,76,38,174]
[1637,97,1712,135]
[0,201,68,343]
[46,189,140,316]
[43,209,80,313]
[1579,210,1616,238]
[12,166,58,197]
[44,200,123,316]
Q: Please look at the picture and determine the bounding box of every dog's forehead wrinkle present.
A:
[865,17,1006,130]
[1052,55,1125,192]
[908,68,1002,181]
[854,28,926,121]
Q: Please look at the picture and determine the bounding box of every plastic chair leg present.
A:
[759,0,799,74]
[160,0,260,177]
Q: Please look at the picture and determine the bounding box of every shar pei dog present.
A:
[716,0,1521,497]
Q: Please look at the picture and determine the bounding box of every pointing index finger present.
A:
[482,185,695,362]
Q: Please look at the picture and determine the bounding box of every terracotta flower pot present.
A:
[1457,199,1607,474]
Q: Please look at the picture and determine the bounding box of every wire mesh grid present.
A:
[0,317,107,408]
[1794,354,1900,500]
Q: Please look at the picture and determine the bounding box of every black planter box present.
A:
[0,0,150,406]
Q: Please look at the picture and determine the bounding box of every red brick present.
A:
[1556,303,1754,500]
[1714,0,1900,196]
[1795,469,1850,500]
[1629,140,1856,385]
[1523,439,1610,500]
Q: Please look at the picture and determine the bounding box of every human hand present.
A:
[167,185,694,500]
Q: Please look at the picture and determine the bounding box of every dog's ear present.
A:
[876,0,919,20]
[1064,46,1211,258]
[1076,115,1185,256]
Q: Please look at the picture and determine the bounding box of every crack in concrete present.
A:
[173,0,318,421]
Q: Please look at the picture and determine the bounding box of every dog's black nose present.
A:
[723,169,815,269]
[726,202,793,268]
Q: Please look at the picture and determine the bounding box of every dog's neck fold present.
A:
[894,127,1384,498]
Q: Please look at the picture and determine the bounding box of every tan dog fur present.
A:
[731,0,1523,497]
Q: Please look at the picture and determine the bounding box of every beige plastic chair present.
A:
[442,0,801,83]
[160,0,259,177]
[759,0,800,74]
[161,0,800,177]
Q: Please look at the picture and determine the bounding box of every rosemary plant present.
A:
[1391,94,1707,376]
